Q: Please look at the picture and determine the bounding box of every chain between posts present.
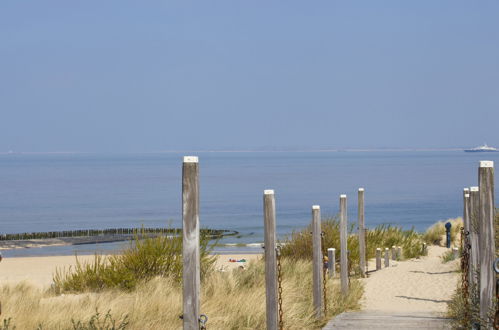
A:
[199,314,208,330]
[321,231,328,315]
[276,245,284,330]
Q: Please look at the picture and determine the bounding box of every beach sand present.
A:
[0,254,261,288]
[361,245,459,313]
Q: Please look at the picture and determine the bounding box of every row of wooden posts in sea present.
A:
[182,156,496,330]
[461,160,496,328]
[0,227,238,241]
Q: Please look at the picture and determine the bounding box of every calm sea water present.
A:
[0,151,497,256]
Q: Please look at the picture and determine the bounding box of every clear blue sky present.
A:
[1,1,498,152]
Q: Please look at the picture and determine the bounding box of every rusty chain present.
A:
[199,314,208,330]
[276,245,284,330]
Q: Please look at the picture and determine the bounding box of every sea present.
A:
[1,150,498,257]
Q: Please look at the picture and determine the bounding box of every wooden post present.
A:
[397,246,402,260]
[340,194,349,296]
[376,248,381,270]
[452,247,459,260]
[392,246,396,261]
[463,188,470,239]
[478,161,495,325]
[384,248,389,267]
[264,190,278,330]
[469,186,480,291]
[328,248,335,278]
[182,156,200,330]
[358,188,366,278]
[312,205,323,319]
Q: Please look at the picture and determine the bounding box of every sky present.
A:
[1,1,498,152]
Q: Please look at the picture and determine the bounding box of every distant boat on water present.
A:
[464,144,498,153]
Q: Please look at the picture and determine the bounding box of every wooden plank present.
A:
[358,188,366,278]
[328,248,336,278]
[264,190,278,330]
[469,186,480,292]
[478,161,495,326]
[340,194,349,296]
[182,156,200,330]
[376,248,381,270]
[384,248,389,268]
[312,205,323,319]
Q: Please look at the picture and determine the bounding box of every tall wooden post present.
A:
[340,194,349,296]
[358,188,366,278]
[463,188,470,237]
[478,161,495,326]
[312,205,323,319]
[328,248,335,278]
[469,186,480,291]
[264,190,278,330]
[182,156,200,330]
[376,248,381,270]
[384,248,389,267]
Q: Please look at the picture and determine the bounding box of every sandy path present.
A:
[361,246,459,313]
[0,254,261,288]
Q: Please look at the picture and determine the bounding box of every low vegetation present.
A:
[1,259,362,329]
[281,217,427,275]
[423,217,463,246]
[53,231,216,292]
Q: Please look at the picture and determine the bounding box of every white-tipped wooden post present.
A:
[463,188,470,238]
[340,194,349,296]
[264,190,278,330]
[464,191,473,295]
[397,246,402,260]
[182,156,200,330]
[328,248,335,278]
[478,161,495,325]
[392,246,396,261]
[384,248,389,267]
[376,248,381,270]
[469,186,480,290]
[452,247,459,260]
[312,205,323,319]
[358,188,366,278]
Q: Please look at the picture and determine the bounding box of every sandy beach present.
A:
[0,253,261,288]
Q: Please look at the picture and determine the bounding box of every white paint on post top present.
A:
[470,186,479,192]
[340,194,347,198]
[479,160,494,168]
[328,248,335,252]
[465,194,470,198]
[358,188,364,192]
[183,156,198,163]
[312,205,320,210]
[464,188,470,192]
[264,189,274,195]
[376,248,381,251]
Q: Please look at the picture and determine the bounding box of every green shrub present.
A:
[280,217,426,275]
[53,230,216,293]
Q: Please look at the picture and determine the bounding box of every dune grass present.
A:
[53,231,216,293]
[423,217,463,246]
[281,217,427,275]
[1,258,362,329]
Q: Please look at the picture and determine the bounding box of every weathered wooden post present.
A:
[264,190,278,330]
[392,246,396,261]
[182,156,200,330]
[376,248,381,270]
[358,188,366,278]
[328,248,335,278]
[469,186,480,290]
[397,246,402,260]
[452,247,459,260]
[312,205,323,319]
[463,188,470,238]
[478,161,495,326]
[340,194,349,296]
[384,248,389,267]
